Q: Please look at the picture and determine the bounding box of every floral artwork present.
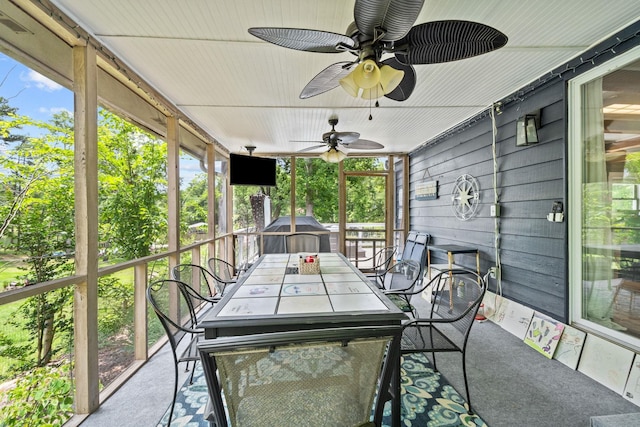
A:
[553,324,586,369]
[524,312,565,358]
[495,299,534,339]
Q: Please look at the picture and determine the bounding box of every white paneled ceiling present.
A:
[49,0,640,156]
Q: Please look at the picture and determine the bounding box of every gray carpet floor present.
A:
[409,294,640,427]
[79,295,640,427]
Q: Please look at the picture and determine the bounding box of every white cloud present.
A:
[23,70,63,92]
[38,106,72,115]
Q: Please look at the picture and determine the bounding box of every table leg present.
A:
[376,333,402,427]
[391,335,401,427]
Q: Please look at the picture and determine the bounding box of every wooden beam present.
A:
[72,44,99,414]
[133,263,148,360]
[226,153,234,263]
[386,156,394,248]
[207,144,215,259]
[166,116,180,319]
[290,156,296,232]
[339,161,346,255]
[402,155,410,241]
[167,115,180,258]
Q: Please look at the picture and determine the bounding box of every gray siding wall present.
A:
[410,81,567,321]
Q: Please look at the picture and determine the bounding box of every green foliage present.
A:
[15,288,73,368]
[233,184,261,229]
[98,275,134,337]
[231,156,388,229]
[295,158,339,221]
[268,158,291,218]
[346,174,385,223]
[98,109,168,260]
[181,172,208,226]
[0,363,73,427]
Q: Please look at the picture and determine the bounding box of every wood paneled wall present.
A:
[409,81,568,321]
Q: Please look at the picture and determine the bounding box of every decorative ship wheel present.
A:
[451,174,480,221]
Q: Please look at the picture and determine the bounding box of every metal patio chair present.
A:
[147,279,215,426]
[399,268,487,413]
[284,233,320,253]
[171,263,224,300]
[198,325,399,427]
[359,245,397,288]
[380,259,422,313]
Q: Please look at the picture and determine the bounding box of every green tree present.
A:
[0,110,76,368]
[0,96,41,240]
[98,109,168,259]
[181,172,208,226]
[267,158,291,219]
[295,158,339,222]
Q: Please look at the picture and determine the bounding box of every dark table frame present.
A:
[198,252,407,427]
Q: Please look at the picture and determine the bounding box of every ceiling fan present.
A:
[294,116,383,162]
[248,0,507,102]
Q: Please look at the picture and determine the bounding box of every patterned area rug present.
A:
[157,352,488,427]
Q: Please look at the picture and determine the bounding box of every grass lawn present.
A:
[0,258,26,290]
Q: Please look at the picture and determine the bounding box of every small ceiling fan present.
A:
[249,0,507,102]
[294,116,383,162]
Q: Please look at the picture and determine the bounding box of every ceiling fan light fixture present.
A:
[339,73,360,97]
[320,147,347,163]
[361,83,383,100]
[379,65,405,94]
[352,59,380,89]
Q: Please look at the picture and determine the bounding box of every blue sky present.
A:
[0,53,72,123]
[0,52,203,185]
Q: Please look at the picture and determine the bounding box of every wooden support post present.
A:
[134,263,148,360]
[73,44,100,414]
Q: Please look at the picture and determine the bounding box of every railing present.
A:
[231,224,395,271]
[345,225,386,269]
[0,234,231,426]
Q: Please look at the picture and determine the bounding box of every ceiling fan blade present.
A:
[297,144,327,153]
[395,20,508,65]
[300,61,354,99]
[354,0,425,41]
[332,131,360,144]
[382,57,416,102]
[343,139,384,149]
[248,28,355,53]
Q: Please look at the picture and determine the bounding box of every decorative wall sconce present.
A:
[516,110,540,146]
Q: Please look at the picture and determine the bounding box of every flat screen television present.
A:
[229,153,277,186]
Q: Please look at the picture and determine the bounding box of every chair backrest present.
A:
[284,233,320,253]
[207,257,236,283]
[172,263,222,297]
[374,246,396,271]
[198,326,398,427]
[430,269,486,345]
[384,259,422,293]
[400,232,418,261]
[406,232,429,268]
[146,279,204,353]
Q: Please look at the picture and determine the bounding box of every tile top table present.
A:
[197,252,407,427]
[200,252,407,339]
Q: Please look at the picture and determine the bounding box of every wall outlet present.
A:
[489,266,501,280]
[490,203,500,217]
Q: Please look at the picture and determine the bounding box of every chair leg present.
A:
[188,361,196,385]
[167,364,178,427]
[461,353,472,414]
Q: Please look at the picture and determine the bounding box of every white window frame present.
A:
[568,45,640,349]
